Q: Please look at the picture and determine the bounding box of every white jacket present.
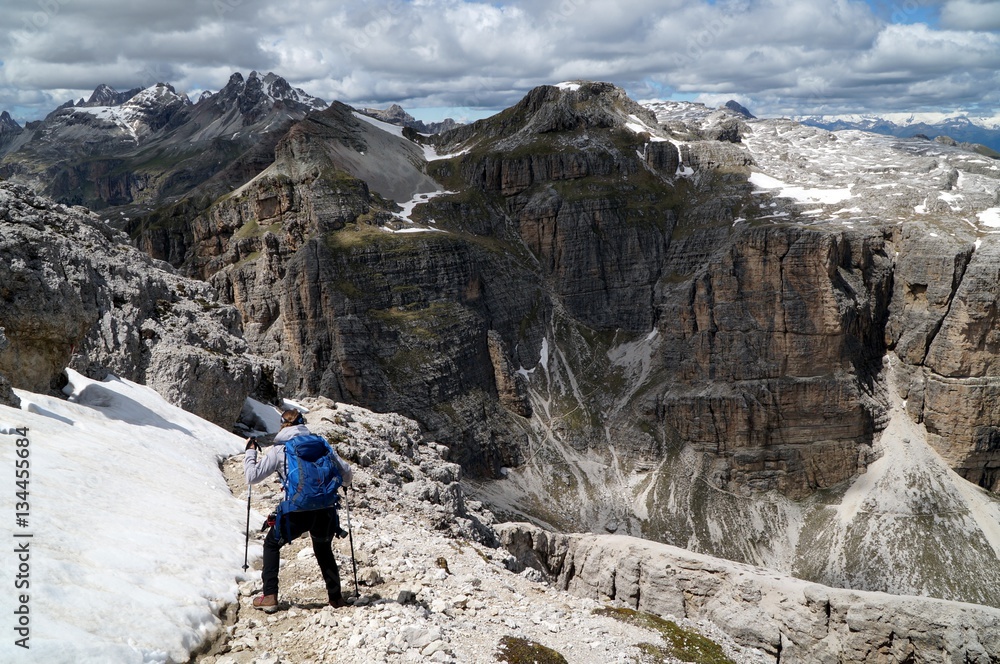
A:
[243,424,353,488]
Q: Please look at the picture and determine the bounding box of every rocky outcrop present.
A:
[78,84,143,108]
[357,103,459,134]
[487,331,531,418]
[0,183,258,426]
[0,110,22,155]
[498,522,1000,664]
[914,239,1000,488]
[0,328,18,408]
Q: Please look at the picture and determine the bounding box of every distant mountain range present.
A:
[0,72,462,213]
[356,103,460,134]
[798,112,1000,155]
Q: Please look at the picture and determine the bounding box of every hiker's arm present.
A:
[244,444,281,485]
[333,451,353,488]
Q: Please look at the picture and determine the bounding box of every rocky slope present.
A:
[0,182,260,425]
[0,72,325,213]
[113,81,1000,609]
[8,77,1000,617]
[208,399,997,664]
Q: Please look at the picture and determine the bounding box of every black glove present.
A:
[334,526,348,539]
[245,438,260,452]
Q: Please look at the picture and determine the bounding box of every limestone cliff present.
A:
[110,83,1000,609]
[498,522,1000,664]
[0,183,259,426]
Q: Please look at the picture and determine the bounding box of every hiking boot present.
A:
[253,594,279,613]
[330,597,347,608]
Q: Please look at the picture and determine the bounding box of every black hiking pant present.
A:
[262,508,342,604]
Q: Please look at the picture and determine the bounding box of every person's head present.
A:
[280,409,304,428]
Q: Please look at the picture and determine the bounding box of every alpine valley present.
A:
[3,74,1000,662]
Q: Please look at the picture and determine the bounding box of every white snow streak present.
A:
[749,172,854,205]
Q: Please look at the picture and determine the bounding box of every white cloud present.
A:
[941,0,1000,30]
[0,0,998,121]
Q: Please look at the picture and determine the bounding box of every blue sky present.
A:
[865,0,940,25]
[0,0,998,123]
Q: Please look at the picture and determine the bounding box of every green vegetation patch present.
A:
[495,635,568,664]
[232,218,261,241]
[370,301,466,338]
[594,607,735,664]
[323,221,413,254]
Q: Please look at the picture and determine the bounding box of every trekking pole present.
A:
[343,487,359,597]
[242,484,251,572]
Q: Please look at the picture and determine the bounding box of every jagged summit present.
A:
[79,83,143,108]
[436,80,661,153]
[0,111,21,133]
[213,70,327,119]
[0,70,330,210]
[724,99,755,119]
[66,81,191,140]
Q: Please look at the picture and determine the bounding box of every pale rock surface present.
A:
[208,398,766,664]
[0,183,260,425]
[498,522,1000,663]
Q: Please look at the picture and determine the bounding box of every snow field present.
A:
[0,370,248,664]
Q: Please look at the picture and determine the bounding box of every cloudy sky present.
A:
[1,0,998,123]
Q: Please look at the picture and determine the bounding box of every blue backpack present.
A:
[274,434,344,542]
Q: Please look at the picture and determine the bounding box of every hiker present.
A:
[244,408,353,612]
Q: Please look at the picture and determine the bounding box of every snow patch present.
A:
[977,207,1000,228]
[749,172,853,205]
[352,111,405,138]
[394,189,454,224]
[0,370,247,663]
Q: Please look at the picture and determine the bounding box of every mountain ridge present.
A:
[4,77,1000,623]
[798,111,1000,153]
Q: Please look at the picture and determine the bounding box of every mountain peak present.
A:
[0,110,22,133]
[225,72,245,90]
[516,80,657,134]
[360,103,416,125]
[724,99,756,119]
[79,83,143,108]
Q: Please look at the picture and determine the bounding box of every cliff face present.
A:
[116,83,1000,607]
[892,233,1000,491]
[653,226,893,498]
[0,183,259,426]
